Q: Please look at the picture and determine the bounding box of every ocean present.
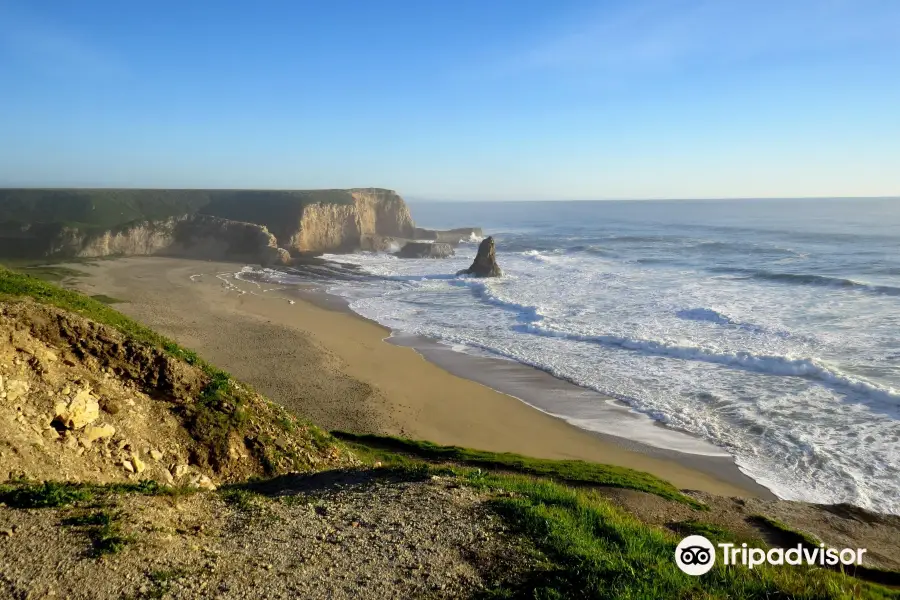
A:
[257,198,900,514]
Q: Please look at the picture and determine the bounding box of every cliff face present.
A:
[0,188,419,259]
[287,188,415,253]
[46,215,290,265]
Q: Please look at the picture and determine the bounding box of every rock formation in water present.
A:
[457,236,502,277]
[396,241,455,259]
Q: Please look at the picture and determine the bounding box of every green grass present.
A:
[749,514,823,547]
[0,480,196,509]
[0,268,254,466]
[334,431,703,509]
[461,471,897,599]
[219,486,266,513]
[61,510,131,557]
[12,264,86,282]
[0,267,200,365]
[0,268,343,474]
[668,518,734,542]
[90,293,123,304]
[145,569,190,599]
[748,515,900,587]
[0,481,95,508]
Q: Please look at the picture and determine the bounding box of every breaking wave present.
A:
[711,268,900,296]
[517,321,900,409]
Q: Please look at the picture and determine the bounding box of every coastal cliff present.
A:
[0,188,417,260]
[287,188,415,252]
[44,215,291,265]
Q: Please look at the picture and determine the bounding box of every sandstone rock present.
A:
[173,464,190,478]
[53,389,100,429]
[162,469,174,484]
[360,235,399,253]
[149,449,164,461]
[131,454,146,474]
[6,380,29,402]
[457,236,502,277]
[83,424,116,442]
[197,475,216,491]
[396,242,454,259]
[122,460,135,473]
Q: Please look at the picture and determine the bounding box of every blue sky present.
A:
[1,0,898,200]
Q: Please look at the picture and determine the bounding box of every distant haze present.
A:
[1,0,898,200]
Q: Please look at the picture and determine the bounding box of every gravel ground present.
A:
[0,470,538,599]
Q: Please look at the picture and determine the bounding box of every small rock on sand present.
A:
[83,424,116,443]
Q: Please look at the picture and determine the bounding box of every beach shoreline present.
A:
[65,256,774,499]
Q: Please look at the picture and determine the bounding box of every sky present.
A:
[0,0,898,201]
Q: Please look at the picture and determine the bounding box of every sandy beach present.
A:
[67,256,772,498]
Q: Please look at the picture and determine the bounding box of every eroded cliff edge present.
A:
[0,188,417,261]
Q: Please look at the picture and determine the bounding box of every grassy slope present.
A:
[334,431,704,509]
[0,267,340,474]
[347,447,899,599]
[1,268,896,598]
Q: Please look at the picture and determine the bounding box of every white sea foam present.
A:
[263,203,900,514]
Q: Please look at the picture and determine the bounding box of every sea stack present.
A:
[458,236,502,277]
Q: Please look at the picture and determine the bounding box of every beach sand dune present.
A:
[69,256,769,498]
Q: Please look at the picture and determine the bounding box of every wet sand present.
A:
[68,256,773,498]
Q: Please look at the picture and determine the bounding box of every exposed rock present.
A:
[149,449,164,461]
[53,389,100,430]
[6,380,29,402]
[99,398,121,415]
[396,242,454,259]
[457,236,502,277]
[359,235,399,253]
[414,227,483,243]
[131,454,146,474]
[83,424,116,443]
[122,460,135,473]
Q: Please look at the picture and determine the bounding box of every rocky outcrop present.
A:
[47,215,291,266]
[457,236,502,277]
[287,189,415,253]
[396,242,455,259]
[359,235,401,253]
[0,187,456,258]
[413,227,483,244]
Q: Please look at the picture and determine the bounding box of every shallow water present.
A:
[262,198,900,514]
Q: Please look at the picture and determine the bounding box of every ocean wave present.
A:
[458,279,547,323]
[517,321,900,407]
[521,249,554,262]
[675,307,738,325]
[690,241,807,257]
[567,244,618,257]
[711,268,900,296]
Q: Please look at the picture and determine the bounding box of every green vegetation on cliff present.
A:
[334,431,703,508]
[0,188,357,230]
[0,267,348,476]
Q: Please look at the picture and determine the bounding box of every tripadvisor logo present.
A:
[675,535,867,576]
[676,535,717,575]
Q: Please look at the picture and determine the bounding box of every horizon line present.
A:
[1,186,898,203]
